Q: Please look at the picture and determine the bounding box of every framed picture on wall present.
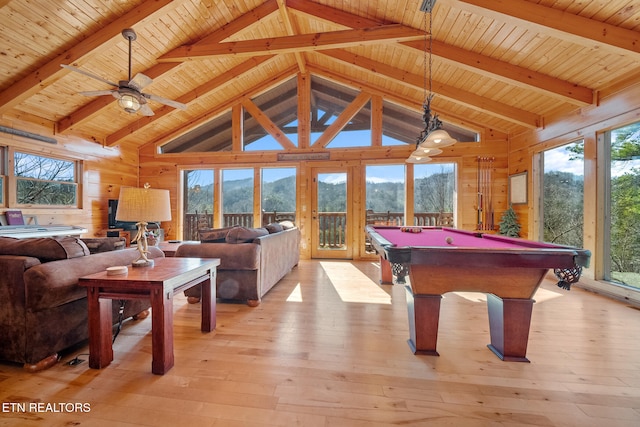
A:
[509,172,528,205]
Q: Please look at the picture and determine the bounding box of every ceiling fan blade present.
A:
[128,73,153,92]
[139,103,155,116]
[79,90,115,97]
[144,93,187,110]
[61,64,119,87]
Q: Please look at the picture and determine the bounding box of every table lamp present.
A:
[116,183,171,267]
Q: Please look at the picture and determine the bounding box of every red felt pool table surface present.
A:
[365,225,591,362]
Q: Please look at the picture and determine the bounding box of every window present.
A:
[244,77,298,151]
[261,168,296,224]
[13,151,78,207]
[222,169,254,227]
[542,142,584,247]
[183,169,214,240]
[161,111,233,153]
[414,163,456,226]
[604,123,640,290]
[365,164,405,224]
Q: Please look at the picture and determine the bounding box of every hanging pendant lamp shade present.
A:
[412,146,443,156]
[406,153,433,163]
[419,129,457,148]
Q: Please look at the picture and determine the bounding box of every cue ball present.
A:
[445,236,453,244]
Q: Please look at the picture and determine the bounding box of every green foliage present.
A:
[543,170,584,247]
[498,206,520,237]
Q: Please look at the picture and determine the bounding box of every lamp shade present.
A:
[116,185,171,223]
[419,129,457,148]
[406,153,432,164]
[413,146,443,156]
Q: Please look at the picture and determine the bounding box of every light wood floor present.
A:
[1,260,639,427]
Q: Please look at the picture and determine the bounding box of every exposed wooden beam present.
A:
[58,0,278,136]
[242,99,296,149]
[321,49,541,129]
[402,40,593,106]
[307,64,504,134]
[312,92,371,148]
[146,66,298,150]
[288,0,588,113]
[0,0,175,114]
[277,0,307,74]
[158,25,424,61]
[450,0,640,56]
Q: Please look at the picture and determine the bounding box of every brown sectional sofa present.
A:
[0,236,164,371]
[175,224,300,306]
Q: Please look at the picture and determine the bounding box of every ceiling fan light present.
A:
[419,129,457,148]
[118,94,141,113]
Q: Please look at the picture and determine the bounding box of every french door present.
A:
[311,167,352,259]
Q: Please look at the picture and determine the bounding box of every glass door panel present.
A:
[312,169,351,259]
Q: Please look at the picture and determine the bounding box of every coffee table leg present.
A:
[87,287,113,369]
[201,269,216,332]
[150,288,174,375]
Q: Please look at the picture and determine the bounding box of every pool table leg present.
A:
[405,286,441,356]
[379,257,394,284]
[486,294,534,362]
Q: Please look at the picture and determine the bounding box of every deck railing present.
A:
[183,211,453,246]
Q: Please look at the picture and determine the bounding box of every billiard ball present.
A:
[445,236,453,244]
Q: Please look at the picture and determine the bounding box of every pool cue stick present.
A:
[489,157,494,230]
[477,157,482,229]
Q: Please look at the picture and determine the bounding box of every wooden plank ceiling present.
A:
[0,0,639,148]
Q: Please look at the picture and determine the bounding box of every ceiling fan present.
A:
[61,28,187,116]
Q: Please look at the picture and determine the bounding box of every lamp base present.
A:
[131,258,154,268]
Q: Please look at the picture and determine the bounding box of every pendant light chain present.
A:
[423,9,428,106]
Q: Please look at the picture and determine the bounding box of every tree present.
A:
[498,206,520,237]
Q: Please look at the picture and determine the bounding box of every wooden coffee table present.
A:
[79,257,220,375]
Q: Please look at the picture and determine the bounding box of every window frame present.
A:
[7,148,83,209]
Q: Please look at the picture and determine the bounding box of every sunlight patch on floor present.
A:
[532,286,565,303]
[451,287,565,303]
[286,283,304,302]
[320,261,391,304]
[451,292,487,302]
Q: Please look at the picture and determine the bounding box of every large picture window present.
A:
[222,169,254,227]
[605,123,640,290]
[13,151,78,207]
[261,168,296,224]
[542,142,584,248]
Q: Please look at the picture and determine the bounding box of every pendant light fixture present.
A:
[408,0,456,163]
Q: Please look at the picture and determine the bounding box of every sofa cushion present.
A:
[225,227,269,243]
[265,222,284,234]
[279,220,295,230]
[0,236,89,262]
[199,226,235,243]
[80,237,126,254]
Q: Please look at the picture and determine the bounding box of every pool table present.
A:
[365,225,591,362]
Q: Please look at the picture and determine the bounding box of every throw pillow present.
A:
[199,226,235,243]
[0,236,90,262]
[80,237,126,254]
[279,220,295,230]
[265,222,284,234]
[225,226,269,244]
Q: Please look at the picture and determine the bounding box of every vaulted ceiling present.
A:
[0,0,639,149]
